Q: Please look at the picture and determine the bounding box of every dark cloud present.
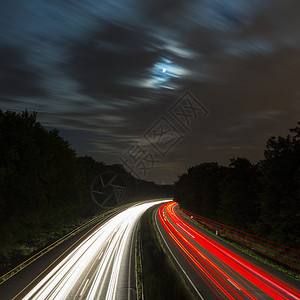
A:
[0,46,44,97]
[0,0,300,183]
[64,22,179,101]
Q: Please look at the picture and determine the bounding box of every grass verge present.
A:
[135,223,143,300]
[181,213,300,282]
[0,204,136,284]
[139,206,195,299]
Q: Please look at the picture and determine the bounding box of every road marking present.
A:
[176,222,195,238]
[98,252,103,260]
[155,212,204,300]
[12,213,116,300]
[80,279,90,296]
[227,278,240,290]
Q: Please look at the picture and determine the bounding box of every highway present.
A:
[155,201,300,300]
[1,199,170,300]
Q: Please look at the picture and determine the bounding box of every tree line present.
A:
[174,121,300,249]
[0,110,173,274]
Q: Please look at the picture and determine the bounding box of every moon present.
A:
[162,67,167,73]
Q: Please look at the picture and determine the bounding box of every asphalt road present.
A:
[0,199,170,300]
[155,201,300,300]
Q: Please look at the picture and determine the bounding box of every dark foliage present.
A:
[140,208,194,300]
[174,121,300,249]
[0,110,173,274]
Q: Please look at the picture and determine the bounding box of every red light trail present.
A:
[157,201,300,300]
[180,207,300,270]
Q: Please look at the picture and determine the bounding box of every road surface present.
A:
[1,199,170,300]
[155,201,300,300]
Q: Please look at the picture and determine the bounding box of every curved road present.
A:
[0,199,170,300]
[155,201,300,300]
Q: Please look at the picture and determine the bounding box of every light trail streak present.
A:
[158,204,244,300]
[157,201,300,300]
[22,200,170,300]
[80,279,89,296]
[176,222,195,238]
[180,208,300,269]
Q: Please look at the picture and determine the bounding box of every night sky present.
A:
[1,0,300,184]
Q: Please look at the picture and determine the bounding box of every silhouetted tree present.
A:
[175,162,225,219]
[257,123,300,247]
[0,109,173,274]
[174,121,300,249]
[218,158,260,231]
[0,110,84,250]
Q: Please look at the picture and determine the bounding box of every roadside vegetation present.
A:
[175,121,300,274]
[0,109,173,276]
[139,206,195,300]
[135,225,143,300]
[182,213,300,281]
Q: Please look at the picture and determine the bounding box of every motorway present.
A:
[0,199,169,300]
[155,201,300,300]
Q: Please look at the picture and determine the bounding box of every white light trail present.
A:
[23,200,171,300]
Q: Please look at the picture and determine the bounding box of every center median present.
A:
[137,204,194,300]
